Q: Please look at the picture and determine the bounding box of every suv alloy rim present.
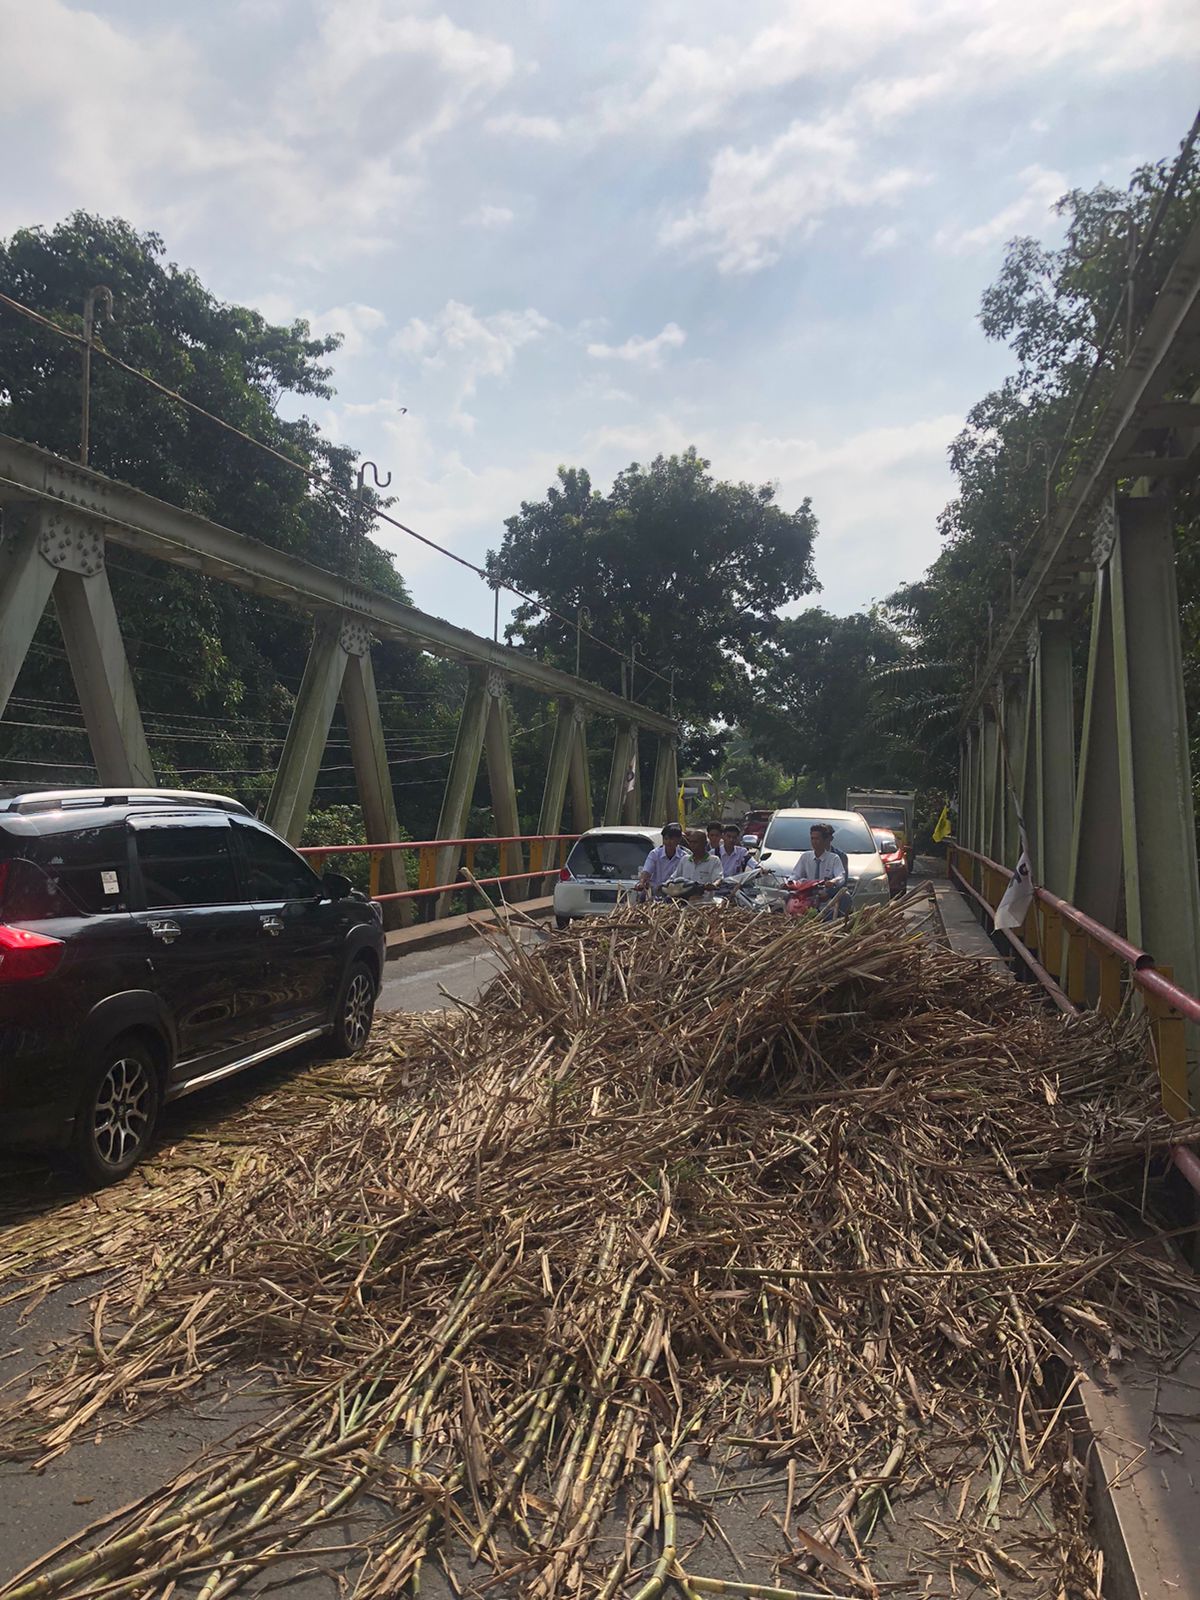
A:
[344,970,373,1051]
[93,1056,153,1167]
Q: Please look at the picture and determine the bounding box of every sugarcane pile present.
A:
[2,902,1198,1600]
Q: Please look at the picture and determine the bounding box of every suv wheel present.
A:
[555,914,570,930]
[72,1039,161,1186]
[331,961,376,1056]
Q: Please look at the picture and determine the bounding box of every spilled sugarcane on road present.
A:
[1,900,1199,1599]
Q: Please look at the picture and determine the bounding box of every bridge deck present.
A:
[1,889,1197,1598]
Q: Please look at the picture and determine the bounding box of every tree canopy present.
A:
[489,449,820,720]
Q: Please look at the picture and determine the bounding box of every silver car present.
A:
[756,808,891,909]
[553,826,661,928]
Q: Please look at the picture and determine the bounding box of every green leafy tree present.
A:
[0,213,461,830]
[490,449,820,720]
[744,608,907,805]
[886,141,1200,808]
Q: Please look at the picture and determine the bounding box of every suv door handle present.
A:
[259,914,284,936]
[148,918,181,944]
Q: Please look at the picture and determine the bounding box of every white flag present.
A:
[994,834,1033,932]
[624,758,636,795]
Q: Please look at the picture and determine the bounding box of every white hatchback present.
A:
[756,808,891,910]
[553,826,661,928]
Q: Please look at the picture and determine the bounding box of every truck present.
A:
[846,788,916,872]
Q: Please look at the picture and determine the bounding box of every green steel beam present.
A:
[433,665,491,901]
[481,681,525,893]
[1035,619,1075,898]
[1018,653,1038,876]
[340,642,412,925]
[1113,495,1200,1000]
[647,734,678,828]
[567,711,593,833]
[0,507,58,714]
[265,616,346,843]
[54,567,154,786]
[605,723,636,825]
[1068,568,1122,933]
[0,507,153,787]
[0,434,675,734]
[537,703,577,840]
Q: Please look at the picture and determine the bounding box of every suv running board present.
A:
[167,1025,332,1100]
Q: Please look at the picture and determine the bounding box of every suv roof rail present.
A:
[0,788,251,817]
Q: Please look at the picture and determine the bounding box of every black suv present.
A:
[0,789,385,1184]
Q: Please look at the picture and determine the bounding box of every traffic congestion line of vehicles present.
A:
[1,788,914,1186]
[553,805,907,928]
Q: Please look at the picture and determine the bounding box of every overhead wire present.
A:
[0,287,674,693]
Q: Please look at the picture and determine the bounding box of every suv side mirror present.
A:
[322,871,353,901]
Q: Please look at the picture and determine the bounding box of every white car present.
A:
[553,825,661,928]
[756,808,891,909]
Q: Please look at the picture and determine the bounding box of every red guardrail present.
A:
[946,841,1198,1192]
[299,832,579,904]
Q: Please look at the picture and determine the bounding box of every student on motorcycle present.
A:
[638,822,687,899]
[794,823,847,911]
[718,822,750,877]
[706,821,724,857]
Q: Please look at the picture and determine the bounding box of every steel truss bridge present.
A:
[0,435,678,921]
[957,210,1200,1104]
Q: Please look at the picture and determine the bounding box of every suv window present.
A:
[134,821,239,909]
[0,826,134,918]
[38,824,135,914]
[234,821,321,900]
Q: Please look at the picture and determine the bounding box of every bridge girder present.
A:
[0,439,679,913]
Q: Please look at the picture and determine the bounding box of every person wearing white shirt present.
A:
[718,823,750,878]
[794,823,847,910]
[638,823,686,898]
[677,829,724,899]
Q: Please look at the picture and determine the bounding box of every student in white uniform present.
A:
[794,823,847,912]
[718,823,750,878]
[638,823,687,899]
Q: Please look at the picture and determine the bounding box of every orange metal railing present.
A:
[947,841,1195,1126]
[298,832,579,905]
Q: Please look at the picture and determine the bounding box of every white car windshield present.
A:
[762,816,877,854]
[566,835,654,879]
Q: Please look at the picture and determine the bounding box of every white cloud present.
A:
[936,164,1067,254]
[484,112,564,141]
[661,115,922,274]
[0,0,515,260]
[599,0,1199,141]
[586,323,687,368]
[864,224,900,255]
[392,300,553,430]
[306,302,388,357]
[466,203,516,228]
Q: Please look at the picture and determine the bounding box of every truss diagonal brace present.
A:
[0,506,153,785]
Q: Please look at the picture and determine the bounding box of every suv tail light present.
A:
[559,867,572,881]
[0,925,65,983]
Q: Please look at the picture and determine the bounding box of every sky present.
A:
[1,0,1197,648]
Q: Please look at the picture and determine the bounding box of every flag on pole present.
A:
[624,757,636,795]
[932,804,952,843]
[994,830,1034,931]
[677,783,687,826]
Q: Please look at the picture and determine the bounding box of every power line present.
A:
[0,287,674,693]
